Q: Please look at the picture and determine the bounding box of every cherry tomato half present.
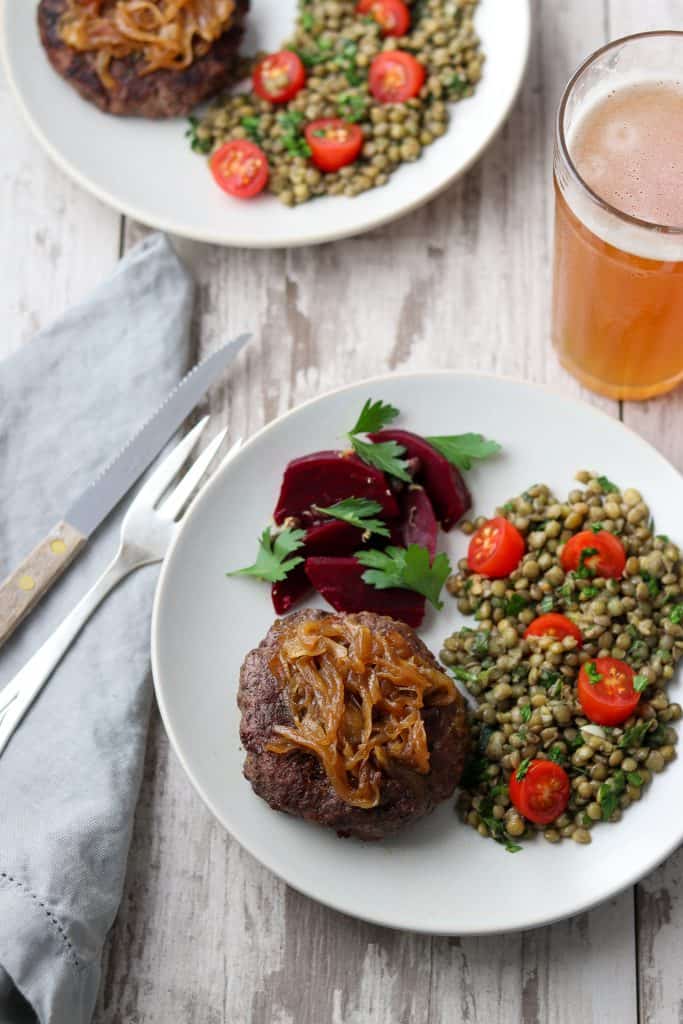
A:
[509,759,571,826]
[357,0,411,36]
[252,51,306,104]
[524,613,583,646]
[561,529,626,580]
[467,517,526,579]
[210,140,269,199]
[369,51,425,103]
[304,118,364,172]
[577,657,641,726]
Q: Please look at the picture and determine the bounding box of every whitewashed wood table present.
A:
[3,1,683,1021]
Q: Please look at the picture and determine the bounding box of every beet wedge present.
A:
[369,429,471,531]
[400,487,438,557]
[305,557,425,628]
[273,450,399,525]
[272,520,365,615]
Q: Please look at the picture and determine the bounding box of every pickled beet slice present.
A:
[400,487,438,557]
[273,450,399,525]
[305,557,425,627]
[369,429,471,531]
[272,520,365,615]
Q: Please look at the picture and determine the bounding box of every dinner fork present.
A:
[0,417,239,757]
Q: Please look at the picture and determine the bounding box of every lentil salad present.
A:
[440,472,683,849]
[189,0,484,204]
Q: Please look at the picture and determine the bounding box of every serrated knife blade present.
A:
[67,332,249,535]
[0,332,249,649]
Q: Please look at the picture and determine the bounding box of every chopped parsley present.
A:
[619,719,653,749]
[538,594,555,613]
[548,745,566,765]
[515,757,532,781]
[585,661,602,685]
[185,116,212,154]
[576,547,599,579]
[669,604,683,625]
[337,91,368,123]
[504,593,528,616]
[240,115,263,144]
[278,111,312,157]
[580,586,598,599]
[334,40,364,85]
[633,674,649,693]
[473,630,490,657]
[641,571,660,597]
[590,522,604,533]
[627,771,644,788]
[520,704,532,724]
[597,475,619,494]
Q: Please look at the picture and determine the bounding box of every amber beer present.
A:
[552,33,683,400]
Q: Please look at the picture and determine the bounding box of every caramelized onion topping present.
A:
[59,0,236,88]
[267,615,457,809]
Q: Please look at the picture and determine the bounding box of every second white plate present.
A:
[2,1,530,247]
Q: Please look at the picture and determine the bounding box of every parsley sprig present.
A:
[585,661,602,685]
[315,497,390,537]
[355,544,451,609]
[228,527,305,583]
[346,399,411,481]
[425,433,501,471]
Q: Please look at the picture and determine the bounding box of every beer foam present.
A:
[562,73,683,262]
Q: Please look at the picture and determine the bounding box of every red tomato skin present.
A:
[467,517,526,578]
[357,0,411,36]
[369,51,426,103]
[561,530,626,579]
[524,613,583,646]
[252,51,306,104]
[577,657,641,726]
[304,119,364,172]
[509,760,571,826]
[210,141,269,199]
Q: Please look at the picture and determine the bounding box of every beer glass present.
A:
[552,32,683,401]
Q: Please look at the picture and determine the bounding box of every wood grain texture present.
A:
[2,0,682,1020]
[0,62,120,356]
[0,520,87,649]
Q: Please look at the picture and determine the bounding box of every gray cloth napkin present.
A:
[0,233,195,1024]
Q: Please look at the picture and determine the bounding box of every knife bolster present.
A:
[0,521,87,650]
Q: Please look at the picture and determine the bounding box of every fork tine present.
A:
[131,417,209,510]
[158,428,230,520]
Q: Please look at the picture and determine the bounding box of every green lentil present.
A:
[444,472,682,849]
[189,0,484,204]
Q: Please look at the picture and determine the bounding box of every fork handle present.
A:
[0,521,87,651]
[0,543,149,757]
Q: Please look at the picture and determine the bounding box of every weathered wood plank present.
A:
[0,64,121,356]
[605,5,683,1023]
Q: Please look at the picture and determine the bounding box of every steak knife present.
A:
[0,332,250,650]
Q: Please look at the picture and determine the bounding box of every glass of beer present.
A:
[552,32,683,401]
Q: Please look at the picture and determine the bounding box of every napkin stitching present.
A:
[0,872,81,968]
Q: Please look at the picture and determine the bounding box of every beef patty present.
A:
[238,610,469,841]
[38,0,249,118]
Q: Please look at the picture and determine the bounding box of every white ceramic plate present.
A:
[1,1,530,247]
[152,373,683,935]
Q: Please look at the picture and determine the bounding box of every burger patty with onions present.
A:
[38,0,249,118]
[238,609,469,840]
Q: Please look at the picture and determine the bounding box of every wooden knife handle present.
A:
[0,521,87,650]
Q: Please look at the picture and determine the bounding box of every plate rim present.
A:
[151,369,683,935]
[0,0,531,248]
